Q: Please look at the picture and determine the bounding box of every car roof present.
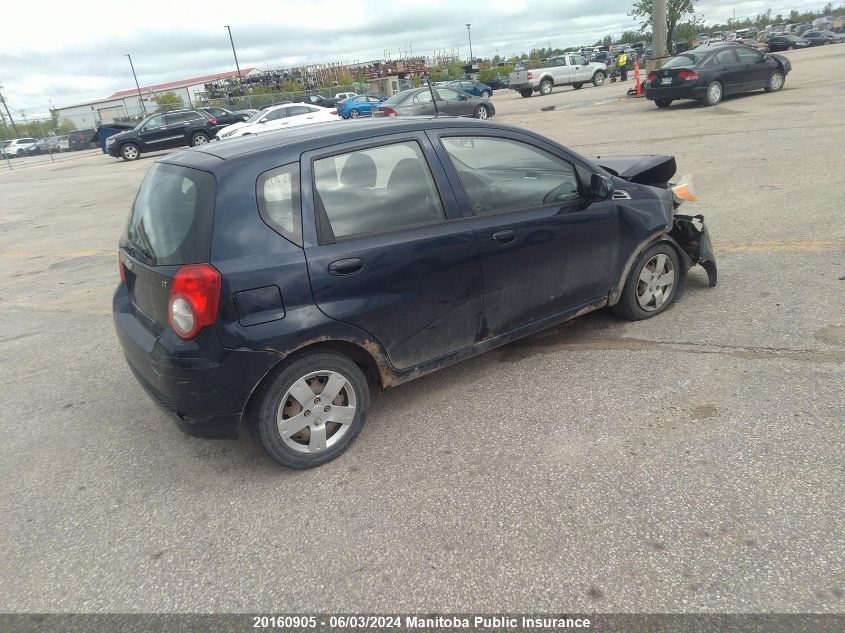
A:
[181,118,526,165]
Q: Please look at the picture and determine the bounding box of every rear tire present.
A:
[539,79,553,95]
[572,83,584,90]
[473,104,490,119]
[592,71,606,86]
[655,98,673,108]
[520,88,533,98]
[764,70,785,92]
[350,109,360,119]
[788,45,794,50]
[252,352,370,469]
[612,243,682,321]
[481,90,492,99]
[702,80,723,106]
[120,143,140,161]
[190,132,209,146]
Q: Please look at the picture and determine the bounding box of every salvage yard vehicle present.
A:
[1,137,38,157]
[645,43,792,107]
[106,110,219,161]
[216,103,339,139]
[372,87,495,119]
[509,54,607,97]
[114,118,717,469]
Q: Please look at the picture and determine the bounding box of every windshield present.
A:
[663,54,699,68]
[246,108,272,123]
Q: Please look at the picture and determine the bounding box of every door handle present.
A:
[328,258,363,275]
[492,230,516,244]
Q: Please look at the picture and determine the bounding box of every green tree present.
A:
[629,0,698,53]
[57,119,77,134]
[152,91,183,111]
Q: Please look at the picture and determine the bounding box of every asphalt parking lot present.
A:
[1,45,843,613]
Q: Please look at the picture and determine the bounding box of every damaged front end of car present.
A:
[598,154,718,289]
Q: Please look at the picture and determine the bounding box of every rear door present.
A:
[711,48,744,93]
[429,129,620,336]
[301,134,483,370]
[284,105,318,128]
[119,163,215,335]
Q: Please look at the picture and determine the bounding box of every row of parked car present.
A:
[0,128,116,158]
[106,83,498,161]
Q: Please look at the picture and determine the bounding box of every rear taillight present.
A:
[527,71,533,80]
[118,254,126,283]
[647,71,657,82]
[168,264,221,340]
[207,116,217,125]
[381,107,398,117]
[677,70,699,81]
[329,109,338,115]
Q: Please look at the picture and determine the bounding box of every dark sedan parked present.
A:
[767,35,811,51]
[801,30,844,46]
[441,79,494,98]
[199,106,249,126]
[373,87,495,119]
[114,118,716,468]
[645,44,791,107]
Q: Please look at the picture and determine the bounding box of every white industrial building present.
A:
[54,68,259,128]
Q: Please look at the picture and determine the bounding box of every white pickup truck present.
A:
[509,54,608,97]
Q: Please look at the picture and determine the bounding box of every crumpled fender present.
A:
[670,214,718,287]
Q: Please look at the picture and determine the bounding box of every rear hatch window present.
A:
[120,162,215,333]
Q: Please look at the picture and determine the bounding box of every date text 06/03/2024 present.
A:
[405,616,592,628]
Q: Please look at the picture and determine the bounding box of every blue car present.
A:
[443,79,493,98]
[114,118,717,469]
[337,95,385,119]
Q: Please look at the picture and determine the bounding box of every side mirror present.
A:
[590,174,614,200]
[259,118,268,124]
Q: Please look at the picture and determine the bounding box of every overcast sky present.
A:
[1,0,833,116]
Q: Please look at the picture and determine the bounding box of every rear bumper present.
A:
[113,285,281,439]
[645,84,708,101]
[509,83,534,92]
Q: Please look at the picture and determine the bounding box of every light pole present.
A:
[466,23,473,66]
[0,84,20,136]
[126,54,146,115]
[225,25,243,79]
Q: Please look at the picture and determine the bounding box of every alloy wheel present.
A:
[276,370,357,454]
[122,145,138,160]
[636,253,675,311]
[707,82,722,104]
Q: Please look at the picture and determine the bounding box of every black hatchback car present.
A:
[645,44,791,107]
[114,118,717,469]
[106,109,219,161]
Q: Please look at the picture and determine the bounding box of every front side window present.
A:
[572,55,588,65]
[257,163,302,246]
[735,47,762,63]
[313,141,445,241]
[144,115,166,129]
[440,136,582,215]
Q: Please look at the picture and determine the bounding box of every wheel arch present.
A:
[609,233,692,306]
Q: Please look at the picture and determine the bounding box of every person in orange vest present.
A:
[617,51,629,81]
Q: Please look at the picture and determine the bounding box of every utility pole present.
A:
[466,24,474,64]
[651,0,668,63]
[224,25,243,79]
[0,84,20,136]
[126,55,147,115]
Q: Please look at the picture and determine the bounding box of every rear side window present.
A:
[313,141,445,242]
[663,54,699,68]
[257,163,302,246]
[124,163,215,266]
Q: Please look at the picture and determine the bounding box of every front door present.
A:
[138,114,171,151]
[430,130,620,336]
[302,134,483,370]
[548,56,572,84]
[733,46,770,89]
[569,54,592,82]
[434,88,476,117]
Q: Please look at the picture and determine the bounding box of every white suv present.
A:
[2,138,38,157]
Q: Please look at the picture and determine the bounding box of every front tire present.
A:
[702,80,723,106]
[252,352,370,469]
[539,79,553,95]
[764,70,785,92]
[190,132,209,146]
[592,71,606,86]
[655,98,673,108]
[612,243,682,321]
[473,104,490,119]
[120,143,140,161]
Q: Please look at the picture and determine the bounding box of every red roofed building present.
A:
[55,68,258,129]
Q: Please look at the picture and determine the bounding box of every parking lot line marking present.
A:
[714,240,843,253]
